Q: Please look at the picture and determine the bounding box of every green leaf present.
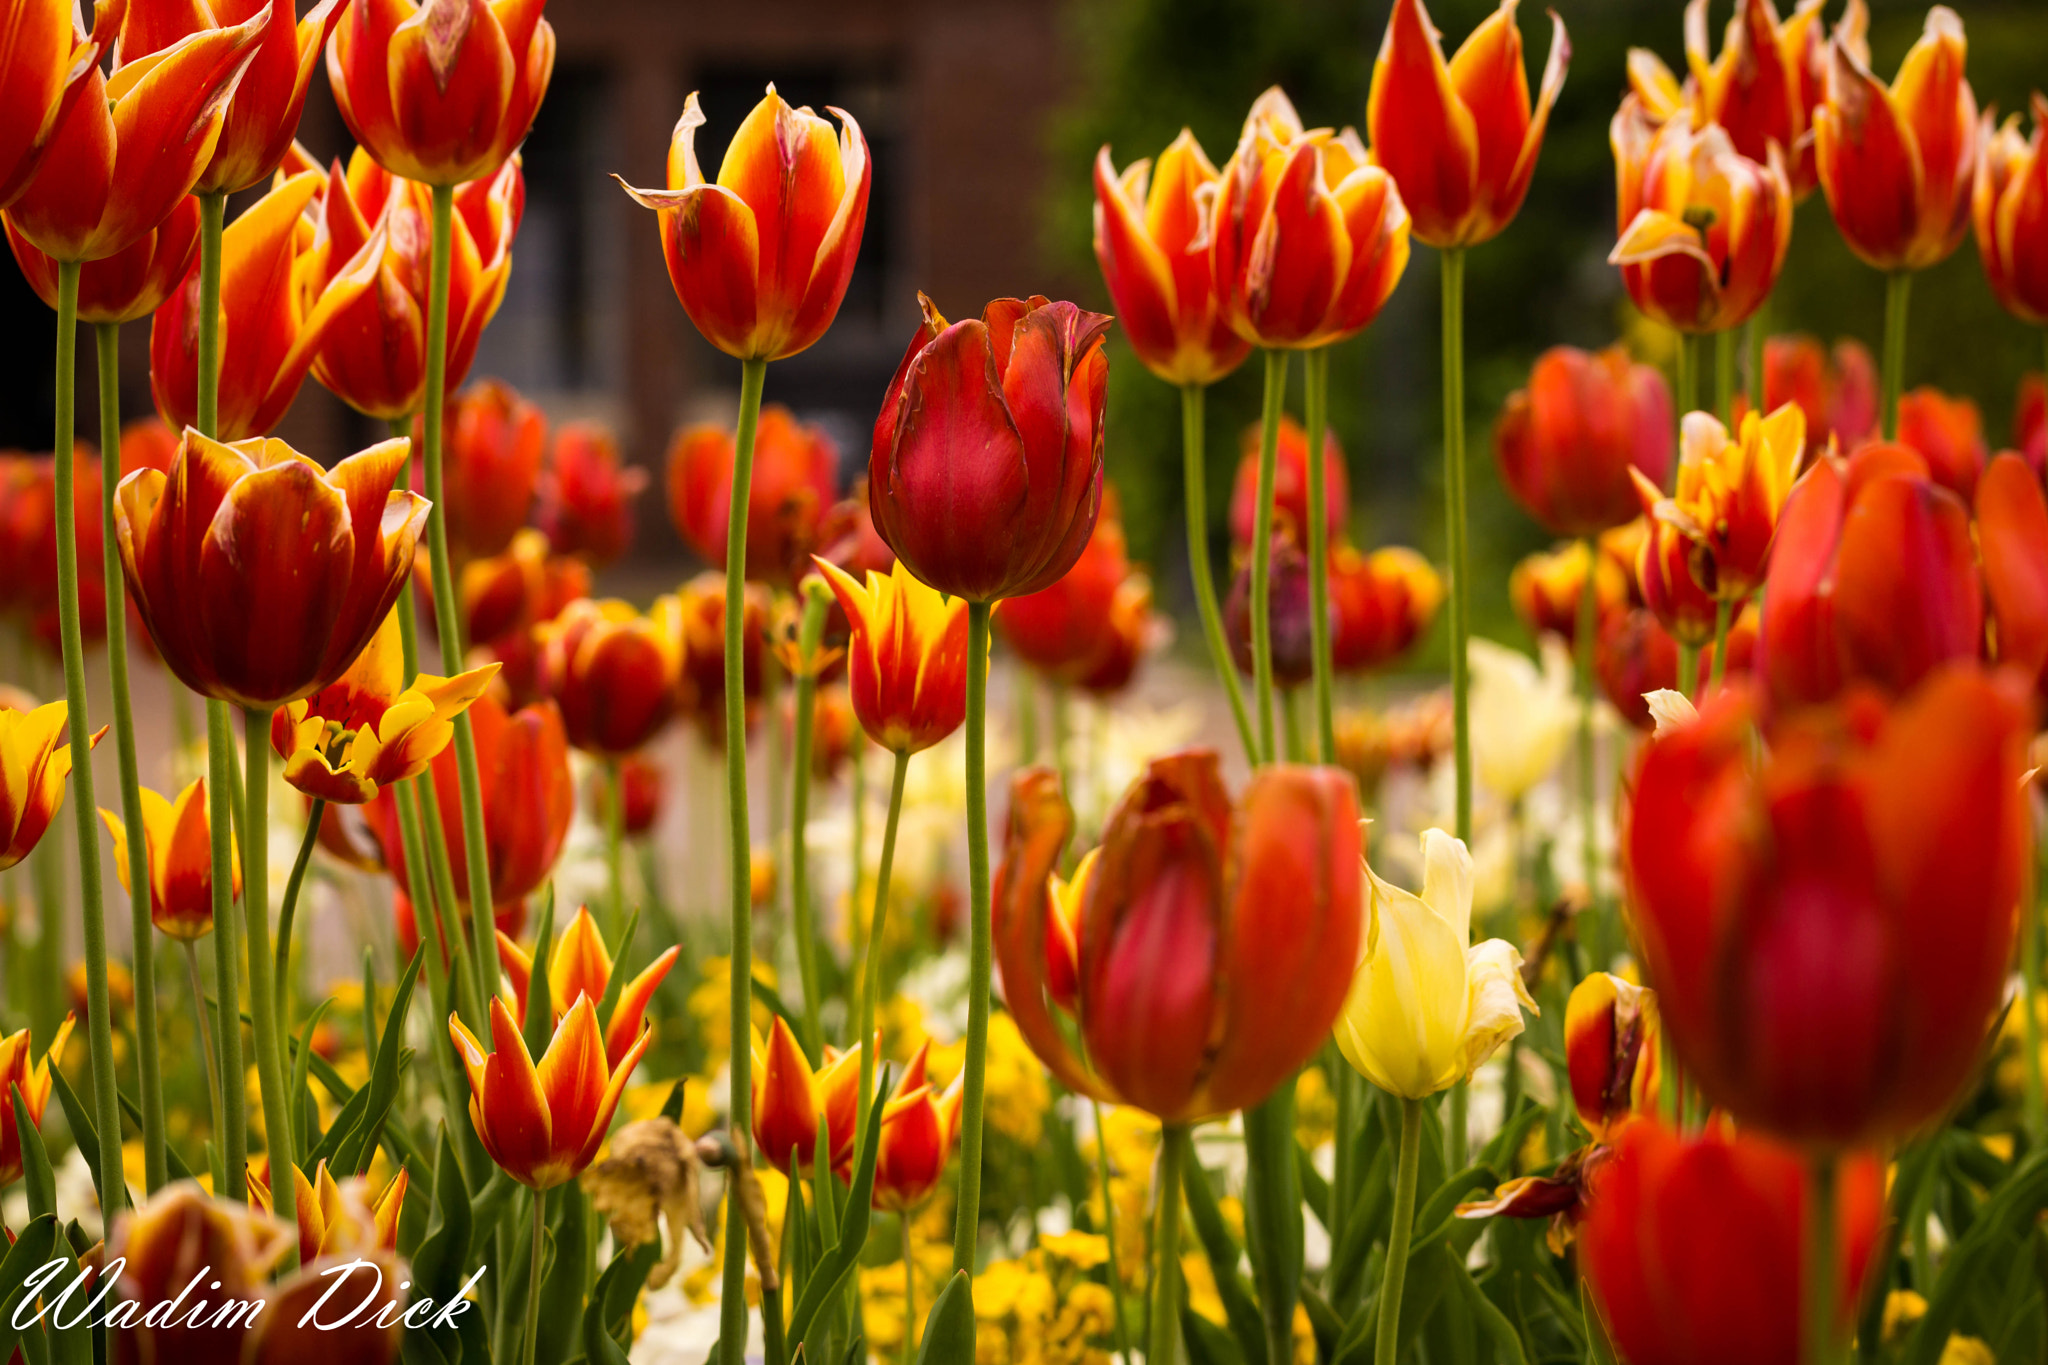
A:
[751,976,804,1038]
[1297,1140,1331,1230]
[590,1238,663,1349]
[916,1271,977,1365]
[658,1080,688,1124]
[0,1213,59,1365]
[1181,1144,1269,1365]
[338,944,425,1175]
[1450,1261,1526,1365]
[1904,1152,2048,1365]
[409,1124,476,1355]
[523,885,558,1060]
[362,947,381,1060]
[472,1168,518,1233]
[534,1183,590,1364]
[1299,1284,1343,1361]
[1182,1305,1244,1365]
[117,1088,194,1182]
[42,1066,102,1208]
[786,1066,891,1350]
[289,996,337,1164]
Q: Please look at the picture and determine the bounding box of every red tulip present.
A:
[1495,345,1673,537]
[119,419,180,479]
[1228,415,1348,551]
[0,0,99,211]
[1894,384,1986,500]
[1978,452,2048,702]
[100,778,236,940]
[1735,334,1877,454]
[538,597,682,757]
[1974,94,2048,324]
[537,422,646,568]
[497,905,678,1070]
[666,404,838,587]
[998,503,1131,682]
[1563,972,1660,1140]
[1075,575,1156,698]
[2020,373,2047,474]
[1331,545,1442,673]
[1633,512,1719,648]
[672,572,769,744]
[6,193,198,323]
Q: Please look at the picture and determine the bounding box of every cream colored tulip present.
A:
[1333,829,1537,1100]
[1469,636,1578,801]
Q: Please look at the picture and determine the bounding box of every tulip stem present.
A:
[1376,1096,1424,1365]
[1250,349,1291,766]
[1303,345,1337,764]
[1575,537,1600,968]
[183,939,224,1149]
[1881,271,1912,441]
[1280,686,1304,763]
[1243,1084,1302,1365]
[1180,384,1258,763]
[1675,332,1700,428]
[97,319,167,1193]
[240,707,301,1206]
[720,354,770,1365]
[197,193,225,439]
[901,1213,916,1365]
[205,699,249,1198]
[789,582,831,1063]
[273,797,325,1025]
[952,599,995,1276]
[1708,599,1733,692]
[1747,313,1766,413]
[523,1189,545,1365]
[1441,249,1471,844]
[604,760,626,933]
[1715,329,1737,425]
[1091,1098,1134,1365]
[858,750,911,1143]
[1677,642,1700,702]
[1149,1125,1189,1365]
[1805,1155,1843,1365]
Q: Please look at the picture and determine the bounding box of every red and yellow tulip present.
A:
[2,699,102,870]
[0,0,99,210]
[100,777,234,940]
[538,597,682,757]
[6,193,198,323]
[1631,405,1804,603]
[1563,972,1659,1140]
[0,1013,73,1187]
[750,1014,864,1175]
[497,905,679,1070]
[1974,93,2048,324]
[814,556,968,756]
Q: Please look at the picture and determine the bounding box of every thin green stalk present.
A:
[1442,249,1470,843]
[1250,350,1291,765]
[1708,598,1733,691]
[858,751,911,1142]
[1881,271,1912,441]
[240,707,299,1206]
[197,193,225,437]
[1747,313,1766,412]
[1375,1097,1424,1364]
[1714,328,1737,424]
[273,797,325,1023]
[1675,331,1700,427]
[604,761,625,932]
[205,699,247,1197]
[952,600,994,1275]
[1243,1085,1301,1365]
[1150,1125,1189,1365]
[1091,1098,1134,1365]
[1280,686,1304,762]
[1806,1156,1842,1365]
[523,1189,545,1365]
[97,320,165,1192]
[1575,537,1600,966]
[1677,641,1700,702]
[1329,1055,1355,1260]
[183,940,223,1147]
[788,583,831,1062]
[1303,345,1336,763]
[1180,383,1257,762]
[719,354,770,1365]
[901,1213,917,1365]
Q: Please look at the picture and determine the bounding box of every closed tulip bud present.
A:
[1624,664,2032,1146]
[1977,452,2048,702]
[1,700,104,870]
[1225,533,1319,688]
[869,293,1110,603]
[1093,132,1250,385]
[1894,385,1986,499]
[1208,88,1410,348]
[1496,346,1674,536]
[538,597,682,756]
[0,0,99,210]
[1331,545,1443,673]
[498,906,678,1070]
[6,193,198,323]
[667,405,839,587]
[328,0,555,187]
[750,1015,864,1174]
[1595,605,1679,731]
[538,422,646,569]
[1582,1122,1883,1365]
[1229,415,1348,551]
[1974,94,2048,324]
[998,505,1130,682]
[1634,405,1804,603]
[995,753,1362,1123]
[870,1042,963,1211]
[815,557,968,756]
[100,778,235,941]
[116,430,426,708]
[1510,539,1628,647]
[1564,972,1659,1138]
[1367,0,1569,249]
[1634,511,1720,646]
[0,1013,73,1186]
[618,86,868,362]
[1814,7,1977,273]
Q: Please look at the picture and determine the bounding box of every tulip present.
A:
[998,504,1132,682]
[1609,101,1793,335]
[537,421,646,568]
[0,1013,73,1186]
[1581,1121,1884,1365]
[616,85,869,361]
[1330,545,1443,673]
[1633,405,1805,604]
[1075,576,1156,698]
[1228,415,1348,551]
[1469,638,1577,803]
[1093,132,1251,384]
[1739,333,1877,453]
[1977,452,2048,702]
[284,1160,407,1266]
[815,557,968,757]
[1645,0,1832,197]
[673,571,769,741]
[1564,972,1659,1139]
[538,597,682,757]
[2021,373,2047,473]
[1894,385,1986,500]
[327,0,555,187]
[1624,663,2032,1146]
[1974,93,2048,324]
[99,778,235,940]
[497,905,679,1069]
[1510,539,1628,647]
[150,169,383,440]
[1634,511,1720,648]
[667,405,839,586]
[870,1041,964,1211]
[5,193,198,323]
[119,418,180,478]
[1596,606,1679,730]
[458,527,590,706]
[0,0,97,210]
[995,752,1362,1123]
[1496,346,1674,536]
[4,451,109,654]
[414,379,545,566]
[613,753,662,835]
[1225,533,1318,689]
[312,156,526,426]
[750,1014,864,1174]
[2,700,103,869]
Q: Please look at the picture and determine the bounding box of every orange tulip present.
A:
[1330,545,1443,673]
[1093,131,1251,385]
[538,597,682,757]
[673,572,769,743]
[1813,6,1977,273]
[2,699,103,870]
[1366,0,1570,250]
[0,1013,73,1186]
[100,777,235,940]
[1631,405,1805,603]
[327,0,554,187]
[750,1014,864,1174]
[496,904,678,1070]
[1736,333,1877,453]
[459,527,589,706]
[815,557,968,756]
[251,1158,407,1266]
[115,430,425,709]
[1634,511,1720,647]
[618,85,870,362]
[1564,972,1659,1140]
[1974,93,2048,324]
[1208,88,1410,349]
[1510,539,1628,647]
[5,192,198,323]
[0,0,99,210]
[1977,451,2048,703]
[1496,345,1674,536]
[666,405,839,587]
[1228,414,1349,551]
[997,505,1131,683]
[870,1041,963,1212]
[1894,384,1986,500]
[1610,100,1793,335]
[537,422,646,568]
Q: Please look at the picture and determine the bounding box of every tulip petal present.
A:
[1369,0,1482,247]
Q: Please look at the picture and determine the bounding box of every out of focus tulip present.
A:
[1596,606,1679,730]
[1076,576,1157,697]
[1640,0,1832,196]
[1228,415,1348,550]
[1331,545,1443,673]
[815,558,968,756]
[1496,345,1673,536]
[285,1160,407,1266]
[750,1014,863,1174]
[1093,132,1250,384]
[67,958,132,1024]
[116,431,424,708]
[328,0,555,187]
[1470,638,1576,802]
[1633,405,1804,602]
[1581,1121,1883,1365]
[673,572,769,740]
[1335,828,1534,1099]
[119,418,179,479]
[6,193,198,323]
[995,753,1361,1122]
[100,778,235,941]
[1,700,103,869]
[413,379,547,565]
[1624,664,2031,1146]
[617,86,868,361]
[538,597,682,756]
[1367,0,1568,249]
[459,527,589,705]
[0,1013,73,1187]
[150,169,382,440]
[1225,533,1318,687]
[2021,374,2047,473]
[0,451,106,652]
[611,753,663,836]
[1974,94,2048,324]
[667,405,838,586]
[498,905,678,1069]
[1610,101,1792,334]
[1634,512,1720,647]
[1894,385,1986,499]
[0,0,97,210]
[1510,539,1628,647]
[394,887,522,968]
[869,294,1109,603]
[1737,334,1878,453]
[1813,7,1977,273]
[537,422,646,568]
[1564,972,1658,1139]
[1977,452,2048,701]
[998,504,1130,681]
[315,155,525,426]
[870,1041,963,1211]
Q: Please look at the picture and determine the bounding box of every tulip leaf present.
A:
[659,1079,688,1124]
[593,904,641,1028]
[1181,1144,1269,1365]
[532,1182,590,1364]
[472,1168,518,1232]
[1581,1276,1620,1365]
[409,1124,475,1358]
[1450,1261,1526,1365]
[786,1066,891,1351]
[307,1077,376,1172]
[915,1271,976,1365]
[289,996,337,1163]
[1904,1152,2048,1365]
[522,886,558,1060]
[0,1212,58,1365]
[1299,1284,1343,1360]
[1182,1304,1245,1365]
[338,943,426,1175]
[1411,1166,1495,1254]
[42,1065,99,1202]
[1477,1100,1547,1177]
[1241,1087,1305,1359]
[1296,1140,1331,1230]
[751,975,805,1040]
[363,946,380,1059]
[1327,1142,1393,1309]
[587,1236,663,1351]
[116,1087,195,1183]
[1855,1133,1945,1361]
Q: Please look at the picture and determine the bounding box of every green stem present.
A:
[952,600,994,1275]
[523,1189,545,1365]
[719,354,770,1365]
[1092,1098,1134,1365]
[1243,1085,1301,1365]
[1747,312,1765,413]
[1575,536,1600,965]
[1442,249,1470,843]
[205,700,247,1197]
[183,940,223,1149]
[1250,349,1290,766]
[1303,346,1336,764]
[1375,1097,1424,1365]
[1280,686,1304,763]
[272,797,325,1024]
[1675,331,1700,426]
[789,583,831,1062]
[97,320,165,1193]
[240,708,298,1210]
[1180,383,1257,762]
[901,1213,916,1365]
[1708,598,1733,691]
[1881,271,1912,441]
[1806,1155,1842,1365]
[858,751,911,1143]
[197,193,225,438]
[1149,1125,1189,1365]
[1329,1056,1354,1263]
[1714,328,1736,424]
[1015,667,1038,765]
[604,760,625,932]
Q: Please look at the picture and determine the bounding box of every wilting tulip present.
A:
[1093,132,1251,384]
[1331,545,1443,673]
[1335,828,1534,1099]
[617,86,869,361]
[869,294,1110,603]
[1,700,102,869]
[1741,334,1877,453]
[1228,415,1348,550]
[1814,7,1977,273]
[151,169,382,440]
[328,0,555,187]
[815,557,968,756]
[750,1015,864,1174]
[1977,452,2048,701]
[995,753,1361,1122]
[0,0,97,210]
[1208,88,1410,348]
[1894,385,1986,500]
[498,905,679,1069]
[1610,101,1793,334]
[6,193,198,323]
[537,422,646,568]
[1496,346,1673,536]
[0,1013,73,1186]
[870,1041,963,1211]
[1635,512,1720,646]
[1633,406,1804,602]
[1226,532,1318,687]
[100,778,235,940]
[116,431,424,708]
[1581,1122,1883,1365]
[270,610,497,803]
[998,506,1130,681]
[1974,94,2048,324]
[1757,443,1979,710]
[1564,972,1659,1139]
[538,597,682,756]
[667,405,839,586]
[1624,664,2032,1146]
[313,155,525,426]
[1510,540,1629,647]
[1366,0,1570,250]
